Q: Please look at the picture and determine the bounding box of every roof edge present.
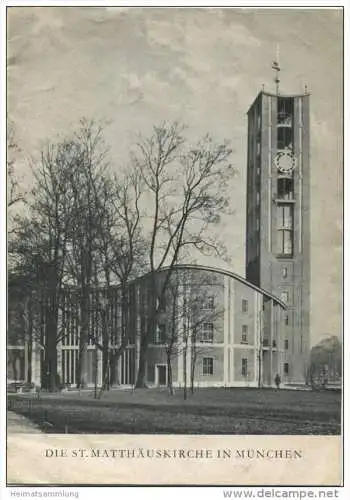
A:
[246,90,311,114]
[146,263,287,309]
[59,263,286,309]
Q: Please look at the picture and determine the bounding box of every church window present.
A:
[277,229,293,255]
[277,178,294,201]
[277,127,293,150]
[277,97,293,126]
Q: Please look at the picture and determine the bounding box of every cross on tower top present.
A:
[272,44,281,95]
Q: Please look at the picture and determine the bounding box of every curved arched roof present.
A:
[60,263,286,308]
[137,263,286,309]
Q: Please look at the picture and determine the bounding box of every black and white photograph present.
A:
[4,3,344,487]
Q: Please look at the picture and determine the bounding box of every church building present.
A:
[7,69,310,389]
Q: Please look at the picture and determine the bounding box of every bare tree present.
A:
[9,139,75,391]
[132,122,233,388]
[159,269,225,399]
[64,119,112,388]
[82,166,146,393]
[7,120,25,209]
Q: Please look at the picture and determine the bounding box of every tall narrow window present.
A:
[277,204,293,256]
[242,358,248,377]
[242,299,248,313]
[284,313,289,326]
[282,267,288,278]
[281,291,289,304]
[155,324,166,344]
[241,325,248,344]
[277,127,293,150]
[203,357,213,375]
[201,295,214,310]
[277,97,293,126]
[277,204,293,229]
[284,363,289,375]
[284,339,289,350]
[199,323,214,343]
[277,178,294,201]
[277,230,293,255]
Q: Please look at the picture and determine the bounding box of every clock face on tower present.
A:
[274,151,297,173]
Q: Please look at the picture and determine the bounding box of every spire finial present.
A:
[272,44,281,95]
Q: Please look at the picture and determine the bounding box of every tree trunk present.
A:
[77,342,88,388]
[190,349,196,395]
[135,332,148,388]
[102,348,109,390]
[45,296,59,392]
[167,350,174,395]
[27,300,33,384]
[183,341,188,400]
[136,275,157,388]
[109,351,117,386]
[45,328,58,391]
[77,292,89,388]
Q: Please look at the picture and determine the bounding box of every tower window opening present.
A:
[277,127,293,150]
[282,267,288,278]
[284,363,289,375]
[277,178,294,201]
[277,229,293,255]
[277,97,293,126]
[276,204,294,255]
[277,204,293,230]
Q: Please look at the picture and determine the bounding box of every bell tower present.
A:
[245,62,310,384]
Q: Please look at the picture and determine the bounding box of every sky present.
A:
[6,7,343,347]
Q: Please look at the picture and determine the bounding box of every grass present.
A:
[7,387,341,435]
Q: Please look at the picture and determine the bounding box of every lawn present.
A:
[7,387,341,435]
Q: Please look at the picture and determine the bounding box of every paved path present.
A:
[7,411,41,433]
